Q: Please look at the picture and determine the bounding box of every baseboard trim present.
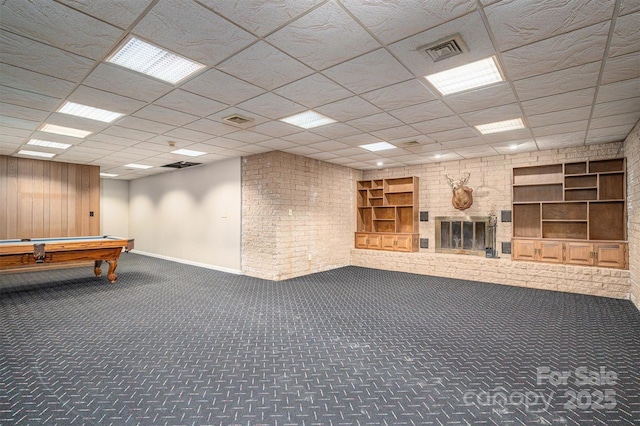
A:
[131,250,243,275]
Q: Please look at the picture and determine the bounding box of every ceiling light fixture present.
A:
[27,139,72,149]
[475,118,526,135]
[171,149,206,157]
[100,172,119,178]
[424,56,504,95]
[280,110,336,129]
[106,36,206,84]
[360,142,397,152]
[18,150,56,158]
[125,163,153,169]
[58,101,124,123]
[40,123,92,138]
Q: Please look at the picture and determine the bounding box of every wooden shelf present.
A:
[512,158,627,269]
[356,176,419,252]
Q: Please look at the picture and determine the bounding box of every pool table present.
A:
[0,236,134,283]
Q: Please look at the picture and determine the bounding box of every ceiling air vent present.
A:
[222,114,253,125]
[401,140,421,147]
[162,161,202,169]
[419,33,469,62]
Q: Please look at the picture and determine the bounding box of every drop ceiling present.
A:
[1,0,639,180]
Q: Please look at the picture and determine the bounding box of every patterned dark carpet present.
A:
[1,253,639,425]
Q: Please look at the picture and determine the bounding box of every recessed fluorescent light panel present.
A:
[27,139,71,149]
[171,149,206,157]
[359,142,397,152]
[58,101,124,123]
[280,111,336,129]
[425,56,504,95]
[18,150,56,158]
[475,118,526,135]
[40,124,92,138]
[125,163,153,169]
[106,37,206,84]
[100,172,119,178]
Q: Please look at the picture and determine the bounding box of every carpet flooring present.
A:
[1,253,639,425]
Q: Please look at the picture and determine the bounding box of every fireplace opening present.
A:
[435,216,491,256]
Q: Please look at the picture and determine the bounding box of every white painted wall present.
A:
[128,158,242,273]
[100,179,129,237]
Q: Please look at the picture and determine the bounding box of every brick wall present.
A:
[242,151,359,280]
[624,120,640,309]
[353,142,631,299]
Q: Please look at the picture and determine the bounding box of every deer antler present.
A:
[445,173,455,188]
[460,172,470,185]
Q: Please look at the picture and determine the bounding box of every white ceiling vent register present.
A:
[222,114,253,125]
[419,34,469,62]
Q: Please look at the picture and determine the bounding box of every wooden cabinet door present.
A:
[380,235,396,250]
[512,239,537,261]
[368,234,382,249]
[564,242,594,266]
[355,233,369,249]
[594,243,627,269]
[538,240,563,263]
[394,235,415,252]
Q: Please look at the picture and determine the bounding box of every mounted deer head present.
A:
[445,172,473,211]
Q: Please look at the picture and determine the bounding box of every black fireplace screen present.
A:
[436,216,489,256]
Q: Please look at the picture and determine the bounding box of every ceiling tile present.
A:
[485,0,615,51]
[608,11,640,58]
[411,116,468,134]
[619,0,640,15]
[390,100,455,124]
[69,86,147,115]
[1,0,122,59]
[0,86,59,112]
[183,118,239,137]
[224,130,272,144]
[428,127,478,142]
[532,121,589,137]
[181,69,265,106]
[0,30,95,83]
[0,115,39,132]
[528,106,592,127]
[513,61,601,101]
[491,139,538,155]
[280,131,328,145]
[116,116,174,134]
[501,21,609,80]
[56,0,154,29]
[281,146,322,156]
[266,1,380,70]
[346,113,405,133]
[101,126,155,141]
[371,126,423,142]
[593,98,640,118]
[256,139,300,150]
[45,112,110,133]
[315,97,381,122]
[273,73,353,108]
[322,49,414,94]
[1,63,76,98]
[586,124,635,144]
[441,136,486,149]
[600,51,640,85]
[163,127,218,143]
[459,103,522,125]
[361,80,437,111]
[200,0,325,37]
[307,123,361,139]
[217,41,314,90]
[155,90,227,117]
[535,131,587,149]
[201,137,249,150]
[236,93,305,120]
[133,105,199,127]
[444,82,517,114]
[341,0,476,44]
[453,145,500,159]
[595,78,640,103]
[252,121,302,138]
[84,64,173,102]
[522,88,596,116]
[480,127,534,143]
[589,111,640,129]
[132,0,256,66]
[0,102,49,122]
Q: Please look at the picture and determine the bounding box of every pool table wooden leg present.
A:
[106,260,118,283]
[94,260,102,277]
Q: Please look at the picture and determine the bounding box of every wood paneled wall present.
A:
[0,155,100,239]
